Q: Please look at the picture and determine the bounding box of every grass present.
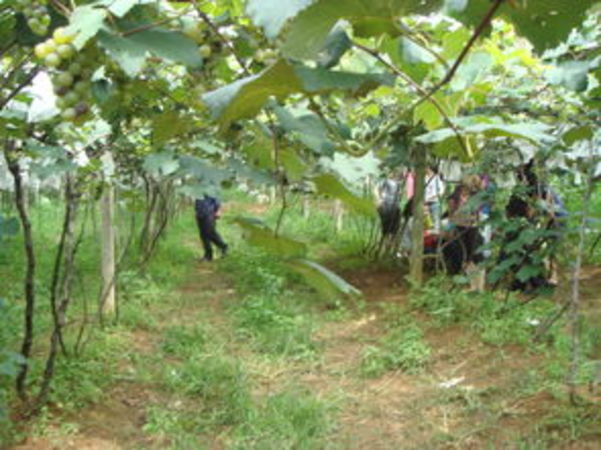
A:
[2,190,600,448]
[360,323,431,377]
[0,198,198,445]
[230,388,336,450]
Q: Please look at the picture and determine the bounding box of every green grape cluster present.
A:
[35,28,94,123]
[14,0,51,35]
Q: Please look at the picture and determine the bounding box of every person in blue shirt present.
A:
[195,194,228,261]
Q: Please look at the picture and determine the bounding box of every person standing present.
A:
[425,167,444,233]
[376,177,402,237]
[195,194,228,261]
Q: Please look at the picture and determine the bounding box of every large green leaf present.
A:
[287,259,361,298]
[546,61,591,92]
[414,91,463,130]
[280,0,443,59]
[563,126,594,146]
[65,5,108,49]
[203,60,302,126]
[231,217,308,258]
[0,13,16,45]
[450,51,493,91]
[152,111,193,147]
[97,30,146,76]
[178,156,231,186]
[280,147,308,181]
[203,60,394,127]
[317,26,352,69]
[295,65,394,94]
[100,0,138,18]
[241,125,276,170]
[416,117,554,147]
[320,152,380,185]
[274,106,335,155]
[126,28,203,68]
[99,26,202,75]
[312,173,376,216]
[445,0,599,53]
[246,0,314,39]
[143,153,180,176]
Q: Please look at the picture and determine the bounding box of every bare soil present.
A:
[9,260,601,449]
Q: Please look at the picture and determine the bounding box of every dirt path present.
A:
[11,261,601,449]
[12,264,237,450]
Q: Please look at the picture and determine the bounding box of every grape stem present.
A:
[353,41,469,158]
[121,8,192,37]
[189,0,250,76]
[50,0,71,16]
[414,0,506,109]
[0,39,16,59]
[0,67,40,110]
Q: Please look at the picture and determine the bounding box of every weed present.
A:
[164,354,252,428]
[232,293,318,359]
[515,404,601,447]
[142,406,209,449]
[48,332,126,409]
[410,276,475,326]
[360,324,431,377]
[230,387,336,450]
[161,324,208,359]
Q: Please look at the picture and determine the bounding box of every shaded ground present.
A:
[10,260,601,449]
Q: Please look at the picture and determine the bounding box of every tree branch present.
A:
[354,42,469,158]
[190,0,250,76]
[0,67,40,110]
[121,9,191,37]
[50,0,71,17]
[0,39,16,59]
[415,0,505,109]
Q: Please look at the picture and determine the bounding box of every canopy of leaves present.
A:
[445,0,600,53]
[202,60,394,128]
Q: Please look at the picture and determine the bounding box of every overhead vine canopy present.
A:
[1,0,600,293]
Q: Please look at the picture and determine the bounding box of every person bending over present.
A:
[195,194,228,261]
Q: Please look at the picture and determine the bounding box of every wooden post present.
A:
[302,196,311,219]
[334,199,344,232]
[410,146,426,285]
[100,161,116,319]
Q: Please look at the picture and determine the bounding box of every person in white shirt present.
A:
[424,167,444,233]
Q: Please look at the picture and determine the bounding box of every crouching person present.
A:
[441,175,486,291]
[195,194,228,261]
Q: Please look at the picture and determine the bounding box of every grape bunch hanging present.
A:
[14,0,51,35]
[35,28,96,123]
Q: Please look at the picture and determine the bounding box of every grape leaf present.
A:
[287,259,361,298]
[126,28,203,68]
[317,26,352,69]
[246,0,314,39]
[231,216,308,258]
[202,59,393,127]
[100,0,138,18]
[274,106,335,155]
[563,125,594,145]
[445,0,599,53]
[546,61,591,92]
[65,5,108,49]
[152,111,193,147]
[143,152,180,176]
[312,173,376,216]
[97,30,146,77]
[281,0,443,59]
